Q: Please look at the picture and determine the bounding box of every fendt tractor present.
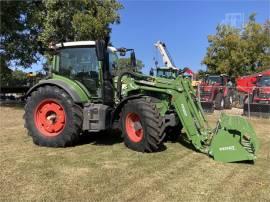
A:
[24,40,259,163]
[198,74,234,112]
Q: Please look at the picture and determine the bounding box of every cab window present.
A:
[58,47,99,96]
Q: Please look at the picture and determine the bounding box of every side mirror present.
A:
[96,40,106,61]
[130,51,136,67]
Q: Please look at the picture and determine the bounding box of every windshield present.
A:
[157,69,177,79]
[58,47,99,95]
[205,76,222,84]
[257,76,270,86]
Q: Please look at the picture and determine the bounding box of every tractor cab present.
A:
[156,67,179,79]
[50,41,116,97]
[203,75,228,86]
[257,75,270,87]
[252,74,270,104]
[50,41,136,101]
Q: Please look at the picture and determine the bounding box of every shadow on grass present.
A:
[165,132,196,152]
[78,130,168,152]
[78,130,123,146]
[231,160,255,165]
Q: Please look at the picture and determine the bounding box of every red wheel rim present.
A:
[125,112,144,142]
[34,99,66,137]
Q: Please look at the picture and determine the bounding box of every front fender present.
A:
[112,94,143,121]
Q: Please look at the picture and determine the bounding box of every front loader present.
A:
[24,40,259,163]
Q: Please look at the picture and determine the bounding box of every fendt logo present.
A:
[181,104,188,117]
[219,146,236,151]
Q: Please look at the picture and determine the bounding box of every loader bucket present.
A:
[208,113,259,163]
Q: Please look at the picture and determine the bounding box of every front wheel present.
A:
[121,97,164,152]
[24,86,83,147]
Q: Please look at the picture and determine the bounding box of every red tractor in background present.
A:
[199,74,234,112]
[236,69,270,117]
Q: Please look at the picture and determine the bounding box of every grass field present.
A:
[0,105,269,201]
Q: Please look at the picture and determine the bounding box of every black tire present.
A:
[121,97,164,152]
[214,93,224,110]
[224,91,233,109]
[24,86,83,147]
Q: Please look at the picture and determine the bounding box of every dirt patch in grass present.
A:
[0,106,269,201]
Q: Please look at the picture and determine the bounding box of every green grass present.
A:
[0,106,269,201]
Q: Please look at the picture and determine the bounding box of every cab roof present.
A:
[55,41,95,48]
[53,41,117,52]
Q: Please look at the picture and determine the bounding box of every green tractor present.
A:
[24,40,259,163]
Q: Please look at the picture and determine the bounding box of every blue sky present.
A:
[110,0,270,74]
[30,0,269,73]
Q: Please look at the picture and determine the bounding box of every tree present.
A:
[0,57,12,87]
[242,18,270,72]
[197,69,208,79]
[39,0,122,45]
[0,1,43,68]
[0,0,122,69]
[113,58,144,76]
[202,14,270,77]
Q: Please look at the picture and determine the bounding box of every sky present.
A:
[30,0,270,74]
[110,0,270,74]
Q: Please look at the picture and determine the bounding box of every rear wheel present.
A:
[24,86,83,147]
[121,97,164,152]
[214,93,224,110]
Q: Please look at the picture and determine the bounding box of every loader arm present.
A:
[170,78,211,151]
[121,74,259,162]
[122,75,211,148]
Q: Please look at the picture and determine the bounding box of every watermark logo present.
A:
[181,104,188,117]
[219,146,236,151]
[222,13,245,29]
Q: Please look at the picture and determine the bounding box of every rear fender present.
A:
[26,79,90,103]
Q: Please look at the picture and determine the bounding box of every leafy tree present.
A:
[113,58,144,76]
[39,0,122,45]
[12,69,27,81]
[197,69,208,79]
[0,0,122,69]
[0,57,12,87]
[0,1,43,68]
[242,17,270,72]
[202,14,270,77]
